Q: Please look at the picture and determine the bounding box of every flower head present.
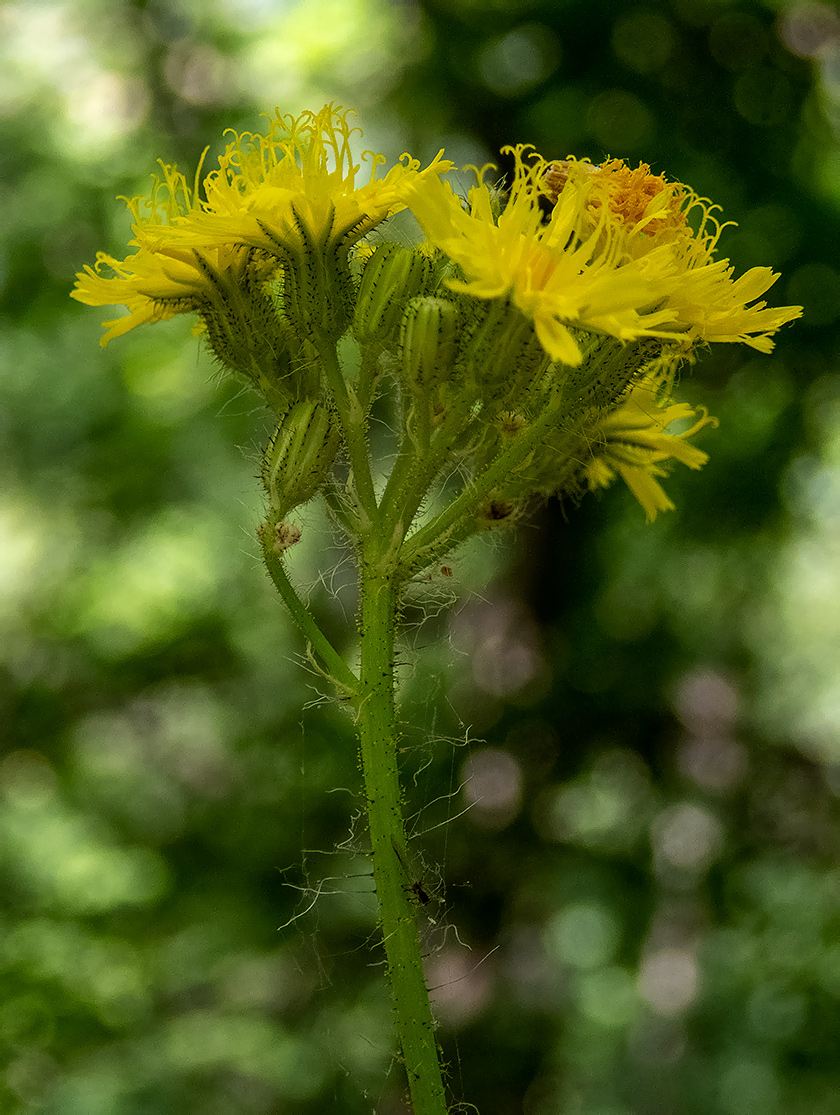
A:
[584,371,717,521]
[559,157,803,352]
[71,153,281,347]
[405,150,677,366]
[406,147,801,366]
[138,104,452,261]
[72,238,275,346]
[72,106,453,346]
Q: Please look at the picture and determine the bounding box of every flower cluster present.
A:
[72,107,801,534]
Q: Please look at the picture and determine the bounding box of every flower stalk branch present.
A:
[316,335,379,523]
[259,532,359,694]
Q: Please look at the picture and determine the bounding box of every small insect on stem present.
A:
[411,880,431,906]
[392,839,431,907]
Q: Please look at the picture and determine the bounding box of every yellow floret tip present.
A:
[585,372,718,521]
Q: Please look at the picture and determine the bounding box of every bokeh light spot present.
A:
[587,89,654,151]
[638,947,699,1015]
[525,86,591,152]
[427,945,493,1027]
[612,11,674,73]
[450,595,548,700]
[543,750,652,851]
[0,751,57,809]
[462,747,523,829]
[478,24,559,97]
[0,499,44,606]
[546,901,620,969]
[653,802,722,873]
[674,669,738,732]
[779,2,840,59]
[677,734,748,794]
[733,66,792,126]
[165,43,231,106]
[577,966,638,1028]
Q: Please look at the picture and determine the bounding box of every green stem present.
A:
[317,336,379,521]
[321,480,363,541]
[378,396,477,547]
[401,386,569,575]
[262,541,359,694]
[375,405,430,545]
[356,345,382,413]
[356,545,448,1114]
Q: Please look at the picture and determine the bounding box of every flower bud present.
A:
[459,298,547,406]
[274,208,355,343]
[261,400,340,517]
[399,295,459,394]
[353,244,431,346]
[560,335,666,416]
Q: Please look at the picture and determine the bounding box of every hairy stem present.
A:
[378,395,477,548]
[356,545,448,1114]
[261,540,359,694]
[317,335,379,522]
[401,384,570,576]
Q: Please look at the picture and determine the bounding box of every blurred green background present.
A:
[3,0,840,1111]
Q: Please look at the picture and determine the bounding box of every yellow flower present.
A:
[72,106,452,345]
[405,150,679,366]
[406,147,801,366]
[72,250,182,345]
[136,104,452,259]
[566,157,803,352]
[72,237,275,347]
[71,150,282,346]
[584,372,717,521]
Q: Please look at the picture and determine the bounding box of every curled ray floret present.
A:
[583,369,718,522]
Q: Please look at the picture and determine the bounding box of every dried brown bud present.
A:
[273,521,302,553]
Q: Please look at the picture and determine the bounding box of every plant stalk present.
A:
[261,541,359,693]
[356,546,448,1114]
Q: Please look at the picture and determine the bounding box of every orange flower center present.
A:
[595,159,687,234]
[542,158,688,236]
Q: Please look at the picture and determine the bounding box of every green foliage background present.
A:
[3,0,840,1111]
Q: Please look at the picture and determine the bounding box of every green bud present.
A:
[560,334,666,416]
[353,244,431,346]
[399,296,459,394]
[263,206,355,343]
[261,400,340,518]
[459,298,546,404]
